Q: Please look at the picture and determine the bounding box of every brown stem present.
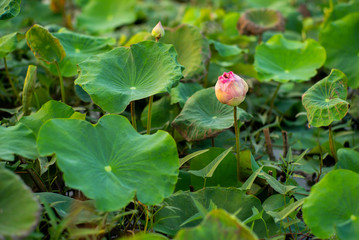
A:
[130,101,137,130]
[267,83,281,123]
[264,128,275,161]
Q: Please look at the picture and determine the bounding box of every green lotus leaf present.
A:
[120,233,168,240]
[302,69,349,128]
[174,209,258,240]
[254,34,326,83]
[0,168,41,238]
[0,123,38,161]
[172,88,252,141]
[75,41,183,114]
[238,8,285,36]
[303,169,359,239]
[0,0,21,20]
[76,0,136,33]
[47,31,115,77]
[0,32,24,58]
[155,187,275,238]
[336,148,359,174]
[20,100,76,135]
[161,25,210,81]
[37,115,179,211]
[209,40,246,57]
[170,82,203,107]
[324,1,359,24]
[26,24,66,64]
[319,12,359,88]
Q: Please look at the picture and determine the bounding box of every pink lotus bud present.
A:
[151,21,165,39]
[215,71,248,106]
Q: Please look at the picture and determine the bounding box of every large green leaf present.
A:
[0,123,38,161]
[319,12,359,88]
[48,31,115,77]
[20,100,76,135]
[75,41,183,114]
[0,32,24,58]
[175,209,258,240]
[37,115,179,211]
[336,148,359,174]
[172,88,252,141]
[154,187,276,238]
[76,0,136,33]
[0,168,41,238]
[254,34,326,83]
[303,169,359,239]
[302,69,349,128]
[26,24,66,64]
[0,0,21,20]
[161,25,210,81]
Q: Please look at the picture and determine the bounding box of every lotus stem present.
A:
[130,101,137,130]
[329,124,337,162]
[54,61,66,103]
[3,57,19,99]
[234,106,241,181]
[146,96,153,134]
[267,82,281,123]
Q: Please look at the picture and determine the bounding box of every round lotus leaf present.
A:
[0,0,21,20]
[324,1,359,23]
[47,31,115,77]
[161,24,210,81]
[37,115,179,211]
[238,8,285,35]
[26,24,66,64]
[302,169,359,239]
[336,148,359,174]
[302,69,349,128]
[0,32,24,58]
[0,123,38,161]
[76,0,136,33]
[319,12,359,88]
[172,88,252,142]
[75,41,183,114]
[0,168,41,238]
[254,34,326,83]
[20,100,76,135]
[175,209,258,240]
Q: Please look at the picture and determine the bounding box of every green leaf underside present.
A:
[0,168,41,238]
[209,39,245,57]
[20,100,75,135]
[161,24,210,81]
[172,88,252,141]
[170,82,203,107]
[37,115,179,211]
[336,148,359,174]
[48,31,115,77]
[0,0,21,20]
[0,123,38,161]
[174,209,258,240]
[75,41,183,114]
[0,32,24,58]
[320,12,359,88]
[303,169,359,239]
[155,187,276,237]
[26,24,66,64]
[76,0,136,33]
[302,69,349,128]
[254,34,326,83]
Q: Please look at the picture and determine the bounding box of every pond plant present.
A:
[0,0,359,239]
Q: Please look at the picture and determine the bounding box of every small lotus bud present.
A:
[215,71,248,106]
[151,21,165,39]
